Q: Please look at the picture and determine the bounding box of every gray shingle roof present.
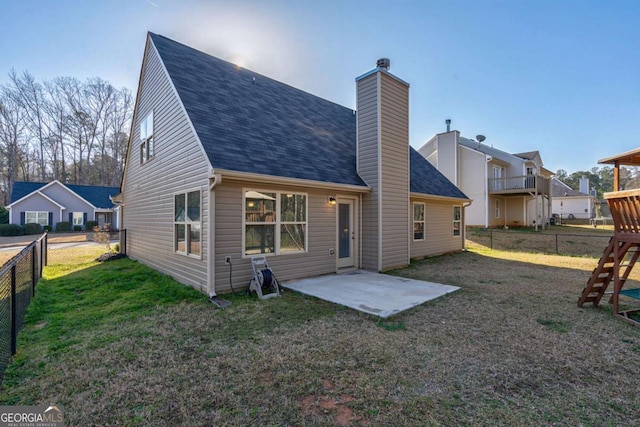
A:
[150,33,467,200]
[151,33,365,187]
[10,181,119,209]
[551,178,587,198]
[459,137,524,164]
[514,151,540,161]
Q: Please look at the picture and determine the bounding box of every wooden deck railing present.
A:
[605,189,640,241]
[488,175,550,195]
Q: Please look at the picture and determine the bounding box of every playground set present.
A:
[579,148,640,326]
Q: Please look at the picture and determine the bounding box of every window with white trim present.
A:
[495,199,500,219]
[139,111,154,164]
[244,190,307,256]
[174,190,201,256]
[413,202,425,241]
[72,212,83,226]
[453,205,462,236]
[26,211,48,226]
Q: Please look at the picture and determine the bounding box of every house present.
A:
[551,177,598,220]
[7,180,120,230]
[120,33,470,296]
[418,130,553,229]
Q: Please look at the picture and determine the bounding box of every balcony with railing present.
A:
[488,174,550,195]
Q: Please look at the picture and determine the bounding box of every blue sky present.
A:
[1,0,638,174]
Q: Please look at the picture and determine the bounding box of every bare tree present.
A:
[0,87,28,204]
[43,78,73,182]
[56,77,90,184]
[85,78,116,185]
[105,87,132,186]
[0,70,132,193]
[8,70,52,181]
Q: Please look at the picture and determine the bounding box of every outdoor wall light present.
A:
[328,196,337,205]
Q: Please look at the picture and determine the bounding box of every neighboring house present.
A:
[120,33,470,296]
[551,177,598,220]
[7,180,120,230]
[418,130,553,228]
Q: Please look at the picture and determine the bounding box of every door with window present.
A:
[97,213,106,227]
[526,166,535,189]
[337,199,355,268]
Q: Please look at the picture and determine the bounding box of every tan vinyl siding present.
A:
[379,73,409,271]
[122,40,211,292]
[410,197,463,258]
[213,181,354,293]
[356,73,380,270]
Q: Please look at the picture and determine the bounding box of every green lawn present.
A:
[2,244,640,426]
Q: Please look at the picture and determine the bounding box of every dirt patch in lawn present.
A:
[300,379,365,426]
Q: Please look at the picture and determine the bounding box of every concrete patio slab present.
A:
[283,270,460,318]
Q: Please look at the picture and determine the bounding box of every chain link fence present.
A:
[467,228,612,258]
[0,230,126,382]
[0,234,46,381]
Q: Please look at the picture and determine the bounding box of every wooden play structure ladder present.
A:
[578,189,640,326]
[578,238,640,306]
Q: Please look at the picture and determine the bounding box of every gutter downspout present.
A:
[462,200,473,250]
[208,173,222,297]
[485,155,492,228]
[206,171,232,309]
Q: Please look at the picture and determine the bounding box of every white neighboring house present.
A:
[418,129,553,228]
[551,177,598,220]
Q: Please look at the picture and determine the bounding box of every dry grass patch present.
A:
[2,244,640,425]
[0,250,20,265]
[47,244,107,265]
[467,225,614,257]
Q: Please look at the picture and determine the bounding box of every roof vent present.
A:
[376,58,390,70]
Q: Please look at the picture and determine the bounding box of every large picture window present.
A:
[453,205,462,237]
[244,190,307,256]
[174,190,201,257]
[139,111,154,164]
[25,211,48,226]
[413,202,425,241]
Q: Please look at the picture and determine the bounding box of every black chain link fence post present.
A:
[10,265,16,356]
[0,233,47,383]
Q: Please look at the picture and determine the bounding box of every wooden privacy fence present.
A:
[0,233,47,381]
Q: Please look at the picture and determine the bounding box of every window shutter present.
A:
[48,212,53,226]
[83,212,87,224]
[69,212,73,223]
[20,212,25,225]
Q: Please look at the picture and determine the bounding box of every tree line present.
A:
[555,166,640,198]
[0,70,132,205]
